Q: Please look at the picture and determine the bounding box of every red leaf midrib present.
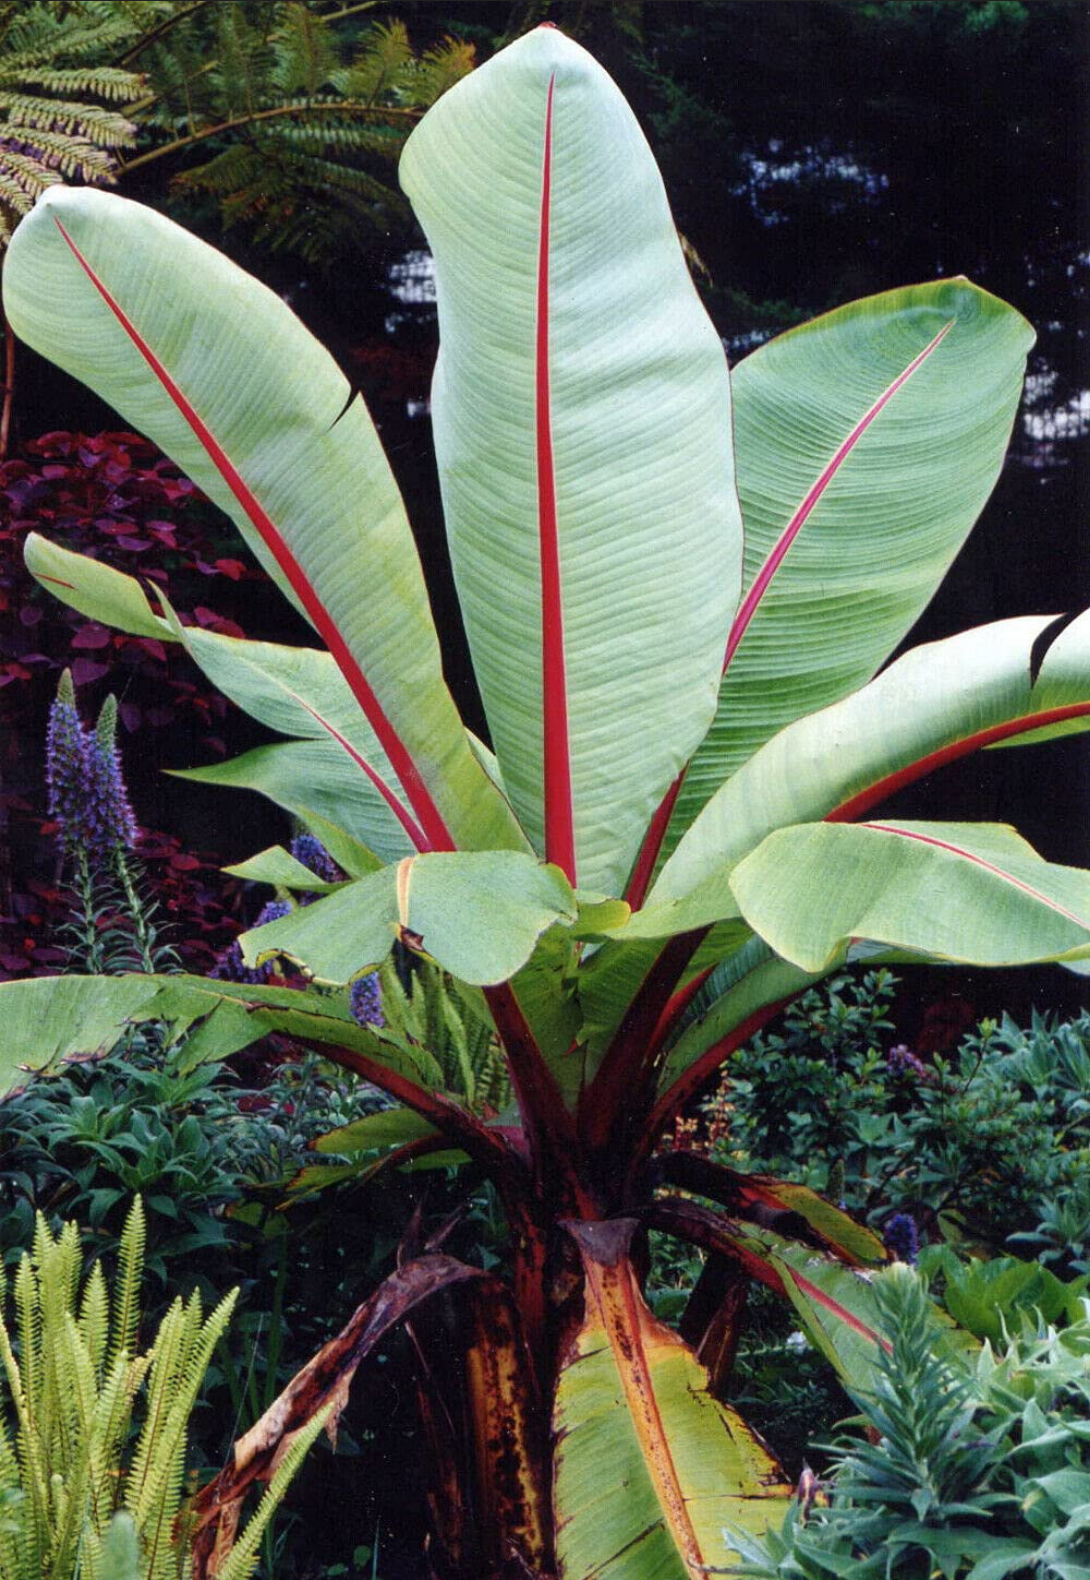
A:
[53,214,450,855]
[536,74,576,886]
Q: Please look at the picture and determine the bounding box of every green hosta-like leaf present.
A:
[554,1221,791,1580]
[401,27,741,895]
[732,820,1090,973]
[5,185,519,856]
[241,852,577,987]
[668,278,1035,856]
[655,611,1090,907]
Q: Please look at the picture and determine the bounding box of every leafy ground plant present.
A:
[3,23,1090,1579]
[732,1264,1090,1580]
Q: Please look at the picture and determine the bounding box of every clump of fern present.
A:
[126,5,475,264]
[0,1,144,245]
[0,1197,326,1580]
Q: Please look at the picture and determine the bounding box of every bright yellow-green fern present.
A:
[0,1198,326,1580]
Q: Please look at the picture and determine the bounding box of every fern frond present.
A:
[0,94,137,143]
[0,7,143,73]
[272,1,338,96]
[80,1263,111,1383]
[340,18,412,104]
[213,1403,332,1580]
[109,1196,145,1369]
[1,65,144,103]
[412,37,477,106]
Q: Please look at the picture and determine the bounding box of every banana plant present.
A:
[3,23,1090,1580]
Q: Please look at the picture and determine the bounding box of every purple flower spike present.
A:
[210,940,270,985]
[290,833,343,885]
[350,973,384,1028]
[209,899,293,983]
[46,677,142,861]
[88,695,139,852]
[884,1212,920,1265]
[46,669,92,857]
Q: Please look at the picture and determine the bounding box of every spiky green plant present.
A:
[0,1198,325,1580]
[380,958,512,1116]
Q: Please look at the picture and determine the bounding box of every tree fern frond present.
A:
[1,65,144,102]
[272,0,338,96]
[411,36,477,106]
[0,95,137,143]
[0,7,143,73]
[340,17,412,104]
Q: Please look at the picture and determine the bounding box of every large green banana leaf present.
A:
[4,186,518,857]
[655,610,1090,906]
[732,820,1090,972]
[238,851,577,987]
[0,975,441,1102]
[667,278,1035,856]
[400,27,741,896]
[553,1220,791,1580]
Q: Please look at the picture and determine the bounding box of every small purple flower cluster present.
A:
[350,973,384,1028]
[290,833,344,885]
[207,836,385,1028]
[46,674,138,860]
[210,899,292,984]
[886,1043,934,1082]
[884,1211,920,1264]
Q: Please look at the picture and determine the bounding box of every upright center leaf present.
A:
[401,26,743,897]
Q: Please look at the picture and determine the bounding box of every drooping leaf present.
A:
[313,1107,439,1154]
[189,1254,491,1579]
[5,185,520,855]
[553,1219,791,1580]
[223,844,344,893]
[655,611,1090,906]
[25,530,169,639]
[0,973,162,1098]
[401,26,742,894]
[173,742,396,874]
[731,820,1090,972]
[0,973,443,1102]
[668,278,1035,854]
[649,1202,893,1395]
[656,1152,886,1266]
